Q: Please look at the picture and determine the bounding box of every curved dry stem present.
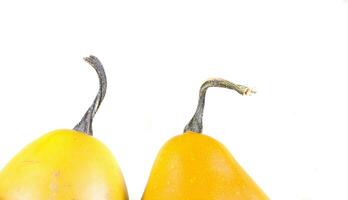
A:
[184,78,256,133]
[73,55,107,136]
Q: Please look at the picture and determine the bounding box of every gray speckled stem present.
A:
[73,55,107,136]
[184,78,256,133]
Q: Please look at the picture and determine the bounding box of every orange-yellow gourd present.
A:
[142,79,268,200]
[0,56,128,200]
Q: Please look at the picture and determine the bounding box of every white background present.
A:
[0,0,348,199]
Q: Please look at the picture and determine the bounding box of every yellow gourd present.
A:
[0,56,128,200]
[142,79,268,200]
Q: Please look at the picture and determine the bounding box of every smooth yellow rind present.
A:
[0,129,128,200]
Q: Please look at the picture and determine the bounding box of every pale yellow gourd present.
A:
[0,56,128,200]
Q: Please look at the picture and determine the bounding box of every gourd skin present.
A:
[0,129,128,200]
[142,131,268,200]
